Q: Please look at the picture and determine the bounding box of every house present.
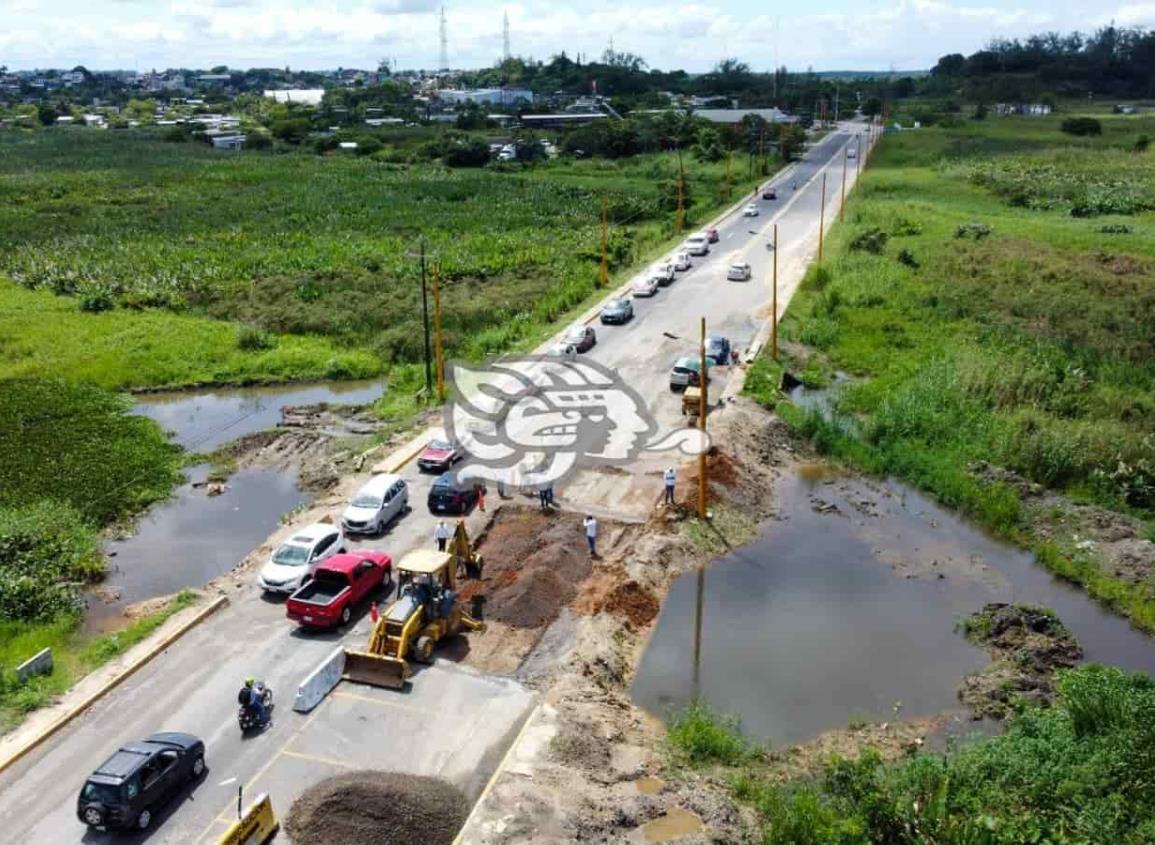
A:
[694,108,795,125]
[519,113,606,129]
[82,114,106,127]
[209,133,246,150]
[438,87,534,107]
[264,89,325,106]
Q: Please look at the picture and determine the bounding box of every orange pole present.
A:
[771,223,779,359]
[818,172,827,264]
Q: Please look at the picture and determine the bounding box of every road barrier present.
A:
[217,793,278,845]
[292,647,346,713]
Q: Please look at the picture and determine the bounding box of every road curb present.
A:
[0,594,229,777]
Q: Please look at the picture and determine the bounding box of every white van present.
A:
[342,473,409,535]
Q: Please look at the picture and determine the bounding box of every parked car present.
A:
[670,251,692,271]
[706,227,720,243]
[762,186,778,200]
[705,335,732,366]
[341,473,409,536]
[562,323,597,353]
[547,340,578,358]
[428,472,480,514]
[257,521,346,594]
[600,297,634,324]
[669,356,711,391]
[652,261,676,286]
[417,438,461,473]
[743,203,760,217]
[286,551,391,628]
[727,261,752,281]
[78,733,205,832]
[632,276,659,297]
[683,233,709,256]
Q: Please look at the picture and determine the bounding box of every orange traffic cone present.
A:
[369,601,379,624]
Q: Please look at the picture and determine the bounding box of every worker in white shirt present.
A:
[434,520,451,552]
[663,467,677,505]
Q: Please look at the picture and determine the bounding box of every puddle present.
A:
[635,776,664,795]
[632,469,1155,745]
[86,464,309,631]
[641,807,703,843]
[133,379,384,451]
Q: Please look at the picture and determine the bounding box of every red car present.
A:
[706,227,719,243]
[417,438,461,473]
[286,550,391,628]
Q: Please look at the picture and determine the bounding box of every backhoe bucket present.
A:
[342,649,410,690]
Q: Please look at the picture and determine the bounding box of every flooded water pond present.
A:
[86,380,384,629]
[632,467,1155,746]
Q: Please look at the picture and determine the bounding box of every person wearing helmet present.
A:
[240,677,268,725]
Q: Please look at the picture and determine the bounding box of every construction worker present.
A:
[434,520,450,551]
[583,514,598,557]
[664,467,677,505]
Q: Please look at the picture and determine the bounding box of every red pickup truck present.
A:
[286,551,391,629]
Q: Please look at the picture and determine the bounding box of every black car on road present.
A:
[705,334,732,366]
[599,297,634,325]
[78,732,205,832]
[427,472,479,514]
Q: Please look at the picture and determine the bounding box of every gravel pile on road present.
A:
[285,770,467,845]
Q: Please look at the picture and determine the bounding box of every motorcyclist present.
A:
[241,677,268,725]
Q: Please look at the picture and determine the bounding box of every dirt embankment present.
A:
[958,602,1083,719]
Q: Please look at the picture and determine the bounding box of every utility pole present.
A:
[724,149,732,201]
[433,263,445,402]
[676,147,685,234]
[419,239,433,396]
[839,146,848,223]
[771,223,779,359]
[697,316,707,519]
[818,172,827,265]
[599,195,609,287]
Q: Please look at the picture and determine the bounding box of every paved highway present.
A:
[0,123,864,843]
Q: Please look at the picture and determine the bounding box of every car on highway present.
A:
[600,297,634,324]
[652,260,676,286]
[562,323,597,353]
[705,334,732,365]
[257,520,346,594]
[78,733,205,832]
[341,473,409,536]
[762,186,778,200]
[428,471,480,514]
[417,438,461,473]
[683,233,709,256]
[706,227,720,243]
[743,203,760,217]
[847,147,858,159]
[632,276,659,297]
[669,356,712,391]
[286,550,391,628]
[726,261,752,281]
[670,251,692,271]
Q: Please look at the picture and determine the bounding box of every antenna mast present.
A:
[502,10,511,62]
[439,4,449,72]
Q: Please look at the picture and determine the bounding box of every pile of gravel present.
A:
[286,770,467,845]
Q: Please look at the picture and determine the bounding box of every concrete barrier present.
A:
[292,647,346,713]
[217,792,278,845]
[16,648,53,682]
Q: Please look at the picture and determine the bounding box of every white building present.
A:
[438,88,534,107]
[264,89,325,106]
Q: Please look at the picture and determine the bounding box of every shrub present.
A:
[0,502,101,621]
[78,288,114,313]
[955,221,992,240]
[1134,135,1150,153]
[236,324,276,351]
[667,702,753,766]
[849,228,889,255]
[896,248,919,268]
[1061,117,1102,136]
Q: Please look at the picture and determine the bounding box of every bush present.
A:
[78,288,114,313]
[667,702,754,766]
[955,221,992,240]
[849,228,888,255]
[236,324,276,351]
[1061,117,1102,136]
[0,502,101,621]
[1134,134,1150,153]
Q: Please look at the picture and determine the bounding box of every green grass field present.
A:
[749,112,1155,627]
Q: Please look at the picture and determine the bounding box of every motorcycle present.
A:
[237,685,273,732]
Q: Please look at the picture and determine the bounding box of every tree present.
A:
[931,53,966,77]
[37,104,56,126]
[270,117,311,144]
[861,97,883,117]
[444,138,491,167]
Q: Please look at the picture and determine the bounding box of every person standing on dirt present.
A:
[538,482,550,512]
[664,467,677,505]
[583,515,598,557]
[434,520,450,552]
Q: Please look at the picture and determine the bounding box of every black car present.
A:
[427,472,479,514]
[78,732,205,832]
[599,297,634,325]
[762,186,777,200]
[705,334,732,366]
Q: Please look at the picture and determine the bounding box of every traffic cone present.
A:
[369,601,379,624]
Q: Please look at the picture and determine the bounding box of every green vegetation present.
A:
[0,590,200,732]
[753,112,1155,626]
[669,666,1155,843]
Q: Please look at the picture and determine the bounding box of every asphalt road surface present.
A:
[0,123,863,844]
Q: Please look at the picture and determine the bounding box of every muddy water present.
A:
[86,381,383,629]
[632,468,1155,745]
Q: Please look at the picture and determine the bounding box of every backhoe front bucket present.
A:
[342,649,410,690]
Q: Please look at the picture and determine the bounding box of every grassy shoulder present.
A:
[0,590,200,733]
[749,113,1155,629]
[667,665,1155,844]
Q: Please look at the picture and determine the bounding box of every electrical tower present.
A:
[502,10,510,62]
[439,4,449,72]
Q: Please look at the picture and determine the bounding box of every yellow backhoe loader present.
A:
[343,521,485,689]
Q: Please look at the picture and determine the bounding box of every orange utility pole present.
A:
[818,172,827,264]
[676,147,686,234]
[432,264,445,401]
[839,146,848,223]
[771,223,779,359]
[599,195,609,288]
[697,316,707,519]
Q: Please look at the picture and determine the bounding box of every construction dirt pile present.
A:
[958,602,1083,719]
[285,770,467,845]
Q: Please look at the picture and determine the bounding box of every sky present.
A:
[1,0,1153,73]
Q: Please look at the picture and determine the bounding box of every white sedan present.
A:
[743,203,760,217]
[632,276,659,297]
[652,261,676,284]
[726,261,752,281]
[670,251,692,271]
[257,521,345,593]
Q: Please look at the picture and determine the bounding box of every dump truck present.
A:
[343,522,484,689]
